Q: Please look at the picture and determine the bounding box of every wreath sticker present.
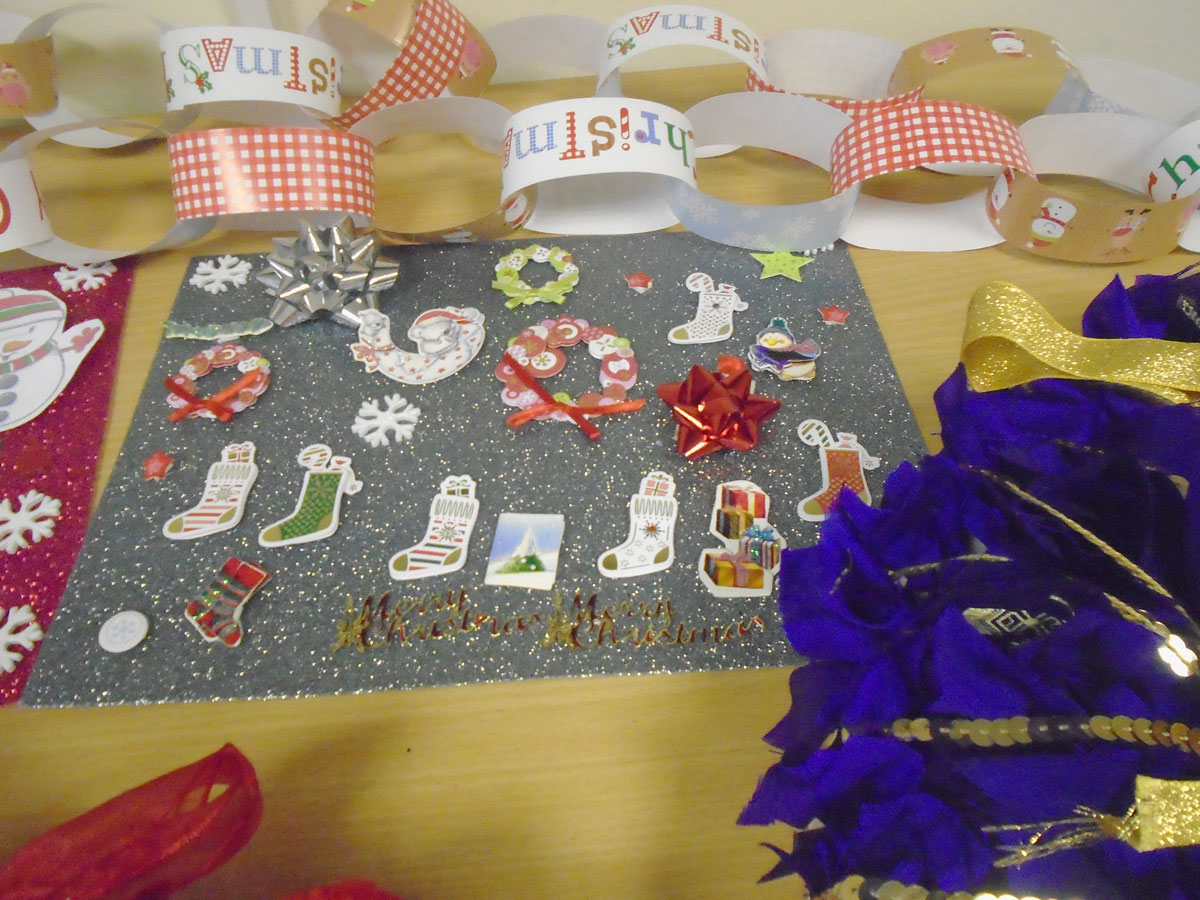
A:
[491,245,579,309]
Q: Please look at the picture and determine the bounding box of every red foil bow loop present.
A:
[0,744,262,900]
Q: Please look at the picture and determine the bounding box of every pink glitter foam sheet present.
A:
[0,260,134,703]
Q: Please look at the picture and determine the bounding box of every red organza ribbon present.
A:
[0,744,262,900]
[502,351,645,441]
[165,369,266,423]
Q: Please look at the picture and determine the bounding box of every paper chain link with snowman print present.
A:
[0,5,1198,262]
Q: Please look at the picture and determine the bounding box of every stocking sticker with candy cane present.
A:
[597,470,678,579]
[162,442,258,541]
[389,474,480,581]
[796,419,880,522]
[258,444,362,548]
[668,273,747,345]
[697,480,787,599]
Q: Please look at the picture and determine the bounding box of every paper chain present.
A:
[1,5,1198,263]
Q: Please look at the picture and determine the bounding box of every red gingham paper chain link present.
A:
[168,127,375,220]
[330,0,468,130]
[829,100,1033,194]
[746,69,925,119]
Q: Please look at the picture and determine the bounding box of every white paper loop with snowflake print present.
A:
[667,92,859,253]
[352,394,421,447]
[597,471,678,579]
[351,307,485,385]
[0,603,43,673]
[389,475,479,581]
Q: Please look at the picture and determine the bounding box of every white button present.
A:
[98,610,150,653]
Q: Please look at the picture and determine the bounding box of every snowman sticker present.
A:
[1028,198,1077,250]
[990,28,1027,58]
[0,289,103,432]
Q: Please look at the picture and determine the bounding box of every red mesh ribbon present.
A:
[281,880,406,900]
[0,744,262,900]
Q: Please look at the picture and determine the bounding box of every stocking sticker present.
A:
[258,444,363,548]
[484,512,565,591]
[796,419,880,521]
[165,343,270,423]
[389,475,479,581]
[668,273,747,345]
[184,557,270,648]
[597,471,678,579]
[162,442,258,540]
[351,307,485,385]
[698,480,787,598]
[0,289,104,432]
[746,317,821,382]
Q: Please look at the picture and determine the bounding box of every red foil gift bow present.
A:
[655,355,781,459]
[0,744,262,900]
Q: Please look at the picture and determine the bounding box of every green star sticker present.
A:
[749,251,815,282]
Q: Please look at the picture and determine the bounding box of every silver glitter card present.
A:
[23,233,925,706]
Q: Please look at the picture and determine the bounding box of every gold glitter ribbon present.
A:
[987,775,1200,864]
[961,282,1200,404]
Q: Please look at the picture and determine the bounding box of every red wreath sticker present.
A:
[494,316,643,441]
[165,343,271,423]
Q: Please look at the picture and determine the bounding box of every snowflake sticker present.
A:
[0,489,62,554]
[188,255,253,294]
[0,604,44,673]
[53,261,117,292]
[351,394,421,447]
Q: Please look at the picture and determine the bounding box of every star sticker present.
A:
[141,450,175,481]
[624,271,654,293]
[656,355,781,459]
[818,304,850,325]
[749,251,814,282]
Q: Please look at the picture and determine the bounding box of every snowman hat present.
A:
[0,292,62,324]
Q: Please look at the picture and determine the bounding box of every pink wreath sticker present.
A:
[494,316,643,441]
[165,343,271,423]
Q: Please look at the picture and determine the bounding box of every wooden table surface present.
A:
[2,65,1196,900]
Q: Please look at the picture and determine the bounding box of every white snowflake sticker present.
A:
[0,489,62,554]
[53,261,117,292]
[352,394,421,447]
[0,604,44,673]
[189,255,253,294]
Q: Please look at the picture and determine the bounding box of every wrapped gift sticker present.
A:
[484,512,564,591]
[698,480,786,598]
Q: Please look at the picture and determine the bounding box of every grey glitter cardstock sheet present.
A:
[24,232,926,707]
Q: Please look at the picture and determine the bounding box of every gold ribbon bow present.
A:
[961,282,1200,404]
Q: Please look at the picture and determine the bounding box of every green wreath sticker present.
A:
[491,245,579,309]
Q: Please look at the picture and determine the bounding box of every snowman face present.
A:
[1042,198,1078,222]
[0,310,60,364]
[990,31,1024,55]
